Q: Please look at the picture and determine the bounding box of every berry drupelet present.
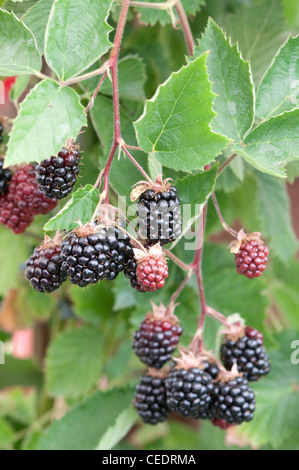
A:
[166,352,214,419]
[0,158,12,196]
[61,223,133,287]
[25,233,67,293]
[35,145,80,199]
[231,230,269,279]
[0,124,3,144]
[134,370,170,425]
[131,175,181,246]
[221,326,270,382]
[133,304,183,368]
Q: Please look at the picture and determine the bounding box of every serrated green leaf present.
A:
[38,386,135,450]
[100,55,146,101]
[224,0,287,84]
[70,281,114,327]
[96,405,137,450]
[3,0,37,16]
[0,356,43,389]
[193,18,254,141]
[134,54,229,172]
[233,109,299,177]
[0,8,41,75]
[239,330,299,448]
[287,160,299,182]
[176,165,218,205]
[44,185,99,232]
[46,326,104,400]
[256,172,297,263]
[45,0,113,81]
[135,0,205,26]
[6,79,86,167]
[21,0,53,55]
[256,35,299,120]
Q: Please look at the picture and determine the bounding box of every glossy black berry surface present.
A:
[134,374,170,425]
[0,158,12,196]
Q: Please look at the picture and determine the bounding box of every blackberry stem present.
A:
[165,250,191,271]
[212,193,238,237]
[122,145,153,184]
[166,269,193,314]
[206,306,230,327]
[175,0,195,56]
[217,153,237,175]
[85,70,108,114]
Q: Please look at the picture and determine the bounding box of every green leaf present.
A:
[283,0,299,29]
[0,417,14,449]
[38,386,135,450]
[193,19,254,141]
[0,356,43,389]
[239,330,299,448]
[134,54,229,172]
[224,0,286,84]
[6,79,86,167]
[70,282,114,327]
[100,55,146,101]
[0,9,41,75]
[45,0,113,81]
[3,0,37,17]
[21,0,53,55]
[256,172,297,263]
[10,75,30,102]
[176,165,218,205]
[44,185,99,232]
[256,35,299,120]
[233,109,299,177]
[46,326,104,400]
[135,0,205,26]
[148,153,162,181]
[96,405,137,450]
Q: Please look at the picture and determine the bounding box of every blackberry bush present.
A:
[134,370,170,425]
[35,145,80,199]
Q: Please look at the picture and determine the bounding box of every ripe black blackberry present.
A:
[213,373,256,425]
[0,158,12,196]
[131,176,181,246]
[221,326,270,382]
[61,223,133,287]
[25,233,67,293]
[165,352,214,418]
[134,370,170,425]
[202,360,220,380]
[35,145,80,199]
[133,304,183,368]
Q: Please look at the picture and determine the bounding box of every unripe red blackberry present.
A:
[35,145,80,199]
[230,230,269,279]
[166,352,214,418]
[131,175,181,246]
[212,417,234,430]
[61,222,133,287]
[134,369,170,425]
[0,158,12,196]
[213,367,256,425]
[0,165,57,234]
[133,304,183,368]
[221,325,270,382]
[25,232,67,293]
[131,243,168,292]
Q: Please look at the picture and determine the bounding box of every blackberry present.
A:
[0,158,12,196]
[133,304,183,368]
[134,371,170,425]
[124,256,144,291]
[35,146,80,199]
[231,231,269,279]
[166,352,214,418]
[212,417,234,430]
[201,360,220,380]
[221,326,270,382]
[61,223,133,287]
[213,375,255,425]
[132,176,181,246]
[25,233,67,293]
[131,243,168,292]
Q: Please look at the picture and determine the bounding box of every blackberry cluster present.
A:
[61,226,133,287]
[221,327,270,382]
[0,124,3,144]
[0,159,12,196]
[166,367,214,418]
[133,318,183,369]
[235,239,269,279]
[0,165,57,234]
[25,243,67,293]
[138,186,181,245]
[35,147,80,199]
[134,373,170,425]
[213,376,255,425]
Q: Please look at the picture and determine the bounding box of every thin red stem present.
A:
[85,70,108,114]
[206,306,230,327]
[165,250,191,272]
[122,146,153,184]
[168,269,193,307]
[175,0,195,56]
[212,193,238,237]
[218,153,237,175]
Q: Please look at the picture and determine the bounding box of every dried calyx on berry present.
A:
[0,158,12,196]
[220,323,270,382]
[131,175,181,246]
[134,368,170,425]
[0,164,57,234]
[35,143,80,200]
[165,351,215,419]
[230,229,269,279]
[125,243,168,292]
[133,302,183,369]
[25,232,67,293]
[61,219,133,287]
[213,365,256,425]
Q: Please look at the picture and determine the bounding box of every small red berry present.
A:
[136,255,168,292]
[212,417,234,430]
[231,231,269,279]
